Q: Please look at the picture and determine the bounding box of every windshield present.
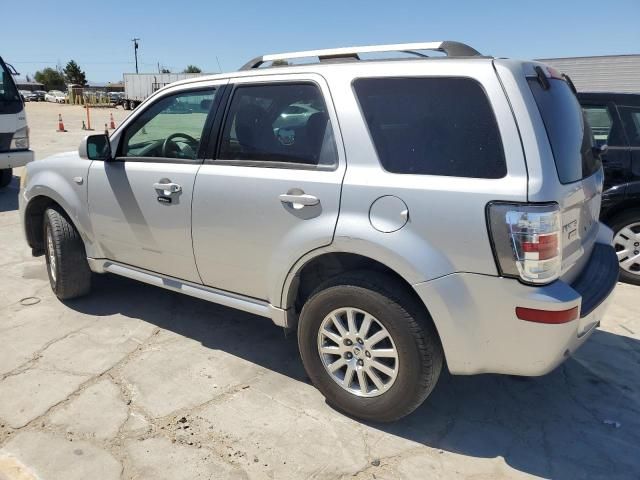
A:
[528,76,600,184]
[0,57,22,114]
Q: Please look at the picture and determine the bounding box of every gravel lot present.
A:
[0,102,639,480]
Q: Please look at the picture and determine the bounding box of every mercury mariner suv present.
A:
[20,41,619,422]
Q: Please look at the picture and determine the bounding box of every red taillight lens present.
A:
[516,306,579,324]
[522,234,558,261]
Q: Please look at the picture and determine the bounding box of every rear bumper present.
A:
[414,235,618,376]
[0,150,34,169]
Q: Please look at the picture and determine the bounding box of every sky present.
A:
[2,0,639,83]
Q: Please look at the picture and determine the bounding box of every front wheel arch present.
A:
[24,196,76,255]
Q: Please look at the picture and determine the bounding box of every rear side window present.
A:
[528,78,600,184]
[218,83,338,168]
[353,77,506,178]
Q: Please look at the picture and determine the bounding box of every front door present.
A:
[88,86,222,283]
[192,76,345,304]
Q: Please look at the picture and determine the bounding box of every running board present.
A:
[87,259,289,327]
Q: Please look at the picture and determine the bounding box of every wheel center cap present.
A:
[353,346,362,357]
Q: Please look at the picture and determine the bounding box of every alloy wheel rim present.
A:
[614,222,640,275]
[46,228,56,283]
[317,307,399,397]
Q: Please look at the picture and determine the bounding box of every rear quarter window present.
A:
[353,77,506,178]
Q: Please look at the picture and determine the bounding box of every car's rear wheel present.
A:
[0,168,12,188]
[610,208,640,285]
[298,271,443,422]
[44,207,92,300]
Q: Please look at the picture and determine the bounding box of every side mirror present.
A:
[79,134,112,161]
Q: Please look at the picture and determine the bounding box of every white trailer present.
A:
[122,73,204,110]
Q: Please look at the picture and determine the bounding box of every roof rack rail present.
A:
[239,41,482,70]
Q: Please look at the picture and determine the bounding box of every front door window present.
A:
[121,89,216,160]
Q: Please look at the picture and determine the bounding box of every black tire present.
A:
[43,207,92,300]
[0,168,12,188]
[609,208,640,286]
[298,271,443,422]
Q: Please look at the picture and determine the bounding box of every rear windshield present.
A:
[353,77,506,179]
[528,77,600,184]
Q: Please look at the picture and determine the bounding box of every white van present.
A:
[0,56,33,188]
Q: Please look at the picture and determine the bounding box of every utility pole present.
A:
[131,38,140,73]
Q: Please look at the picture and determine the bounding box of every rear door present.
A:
[191,74,345,304]
[88,83,225,283]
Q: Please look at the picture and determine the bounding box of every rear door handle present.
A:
[279,193,319,208]
[153,182,182,194]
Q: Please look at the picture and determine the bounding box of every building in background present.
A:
[537,54,640,93]
[14,79,44,92]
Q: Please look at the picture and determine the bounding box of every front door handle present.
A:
[279,193,319,209]
[153,182,182,194]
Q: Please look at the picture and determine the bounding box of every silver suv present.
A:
[20,42,619,421]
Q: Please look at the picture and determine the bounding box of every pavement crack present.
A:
[0,322,91,382]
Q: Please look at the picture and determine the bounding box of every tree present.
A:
[63,60,87,86]
[271,59,290,67]
[183,65,202,73]
[34,68,66,91]
[160,68,171,73]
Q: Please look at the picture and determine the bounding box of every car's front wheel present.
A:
[610,208,640,285]
[298,271,443,422]
[44,207,92,300]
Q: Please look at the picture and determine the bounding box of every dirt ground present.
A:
[0,102,638,479]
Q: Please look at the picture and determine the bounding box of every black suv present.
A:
[578,92,640,285]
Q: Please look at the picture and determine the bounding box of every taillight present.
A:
[487,203,562,284]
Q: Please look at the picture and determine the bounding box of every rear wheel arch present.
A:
[283,252,442,338]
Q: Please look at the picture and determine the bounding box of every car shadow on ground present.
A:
[0,176,19,212]
[66,273,639,479]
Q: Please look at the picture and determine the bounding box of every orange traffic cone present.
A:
[109,113,116,130]
[57,114,67,132]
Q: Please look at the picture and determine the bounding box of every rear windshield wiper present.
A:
[534,66,550,90]
[562,73,578,95]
